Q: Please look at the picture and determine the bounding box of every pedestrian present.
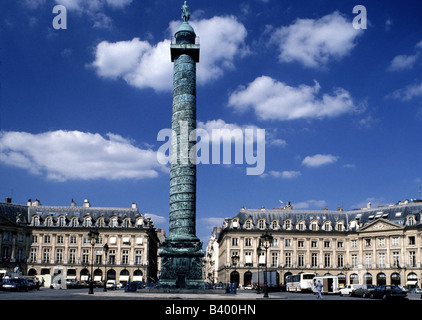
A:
[35,277,40,290]
[316,280,323,300]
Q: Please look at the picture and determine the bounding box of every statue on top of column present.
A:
[181,1,190,22]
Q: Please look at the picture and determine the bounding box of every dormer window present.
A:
[311,220,318,231]
[58,216,66,227]
[297,220,306,231]
[232,219,239,229]
[71,217,79,227]
[32,215,40,226]
[271,220,279,230]
[83,216,92,227]
[45,217,52,227]
[258,219,265,229]
[136,217,144,227]
[284,219,292,230]
[96,218,105,228]
[406,215,416,226]
[123,218,131,228]
[110,217,118,228]
[245,219,252,229]
[323,221,332,231]
[336,221,345,231]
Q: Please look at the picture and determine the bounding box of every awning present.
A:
[119,275,129,281]
[133,276,143,281]
[406,280,417,286]
[94,276,102,281]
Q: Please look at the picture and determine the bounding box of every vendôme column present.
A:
[159,1,204,289]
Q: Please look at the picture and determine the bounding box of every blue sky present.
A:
[1,0,422,245]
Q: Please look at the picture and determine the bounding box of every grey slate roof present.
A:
[0,202,153,228]
[228,202,422,231]
[0,203,29,225]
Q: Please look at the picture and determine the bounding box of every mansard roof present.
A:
[28,205,146,224]
[226,202,422,231]
[0,202,29,225]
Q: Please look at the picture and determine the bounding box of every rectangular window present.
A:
[271,252,278,267]
[69,249,76,264]
[56,249,63,264]
[284,252,291,268]
[311,253,318,267]
[365,253,371,268]
[324,254,331,267]
[298,254,305,267]
[43,248,50,263]
[352,254,358,268]
[135,250,142,265]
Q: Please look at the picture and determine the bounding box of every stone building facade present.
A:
[1,199,160,284]
[215,201,422,288]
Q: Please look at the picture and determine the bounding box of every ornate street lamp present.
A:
[88,228,99,294]
[256,245,262,294]
[103,243,109,292]
[260,231,273,298]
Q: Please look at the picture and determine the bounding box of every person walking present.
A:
[316,280,323,300]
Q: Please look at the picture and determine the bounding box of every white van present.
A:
[339,284,362,296]
[106,280,117,290]
[313,276,341,294]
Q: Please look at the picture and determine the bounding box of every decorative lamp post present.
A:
[88,228,99,294]
[260,231,273,298]
[257,245,262,294]
[103,243,109,292]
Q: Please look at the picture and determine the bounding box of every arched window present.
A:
[83,216,92,227]
[245,219,252,229]
[336,220,344,231]
[310,220,318,231]
[32,215,40,226]
[323,221,331,231]
[110,217,118,228]
[45,217,52,227]
[284,219,292,230]
[406,215,416,226]
[297,220,306,231]
[71,217,79,227]
[58,216,66,227]
[271,220,279,230]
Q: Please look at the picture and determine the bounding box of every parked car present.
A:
[1,278,29,292]
[370,285,407,300]
[340,284,361,296]
[353,284,376,298]
[106,280,117,290]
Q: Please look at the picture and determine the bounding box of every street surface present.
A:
[0,287,420,300]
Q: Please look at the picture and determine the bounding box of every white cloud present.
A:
[387,53,419,71]
[143,213,166,226]
[294,200,327,210]
[0,130,166,182]
[198,217,226,229]
[91,16,248,91]
[228,76,357,121]
[302,154,339,167]
[270,11,362,68]
[54,0,131,12]
[268,170,301,179]
[388,81,422,101]
[52,0,131,29]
